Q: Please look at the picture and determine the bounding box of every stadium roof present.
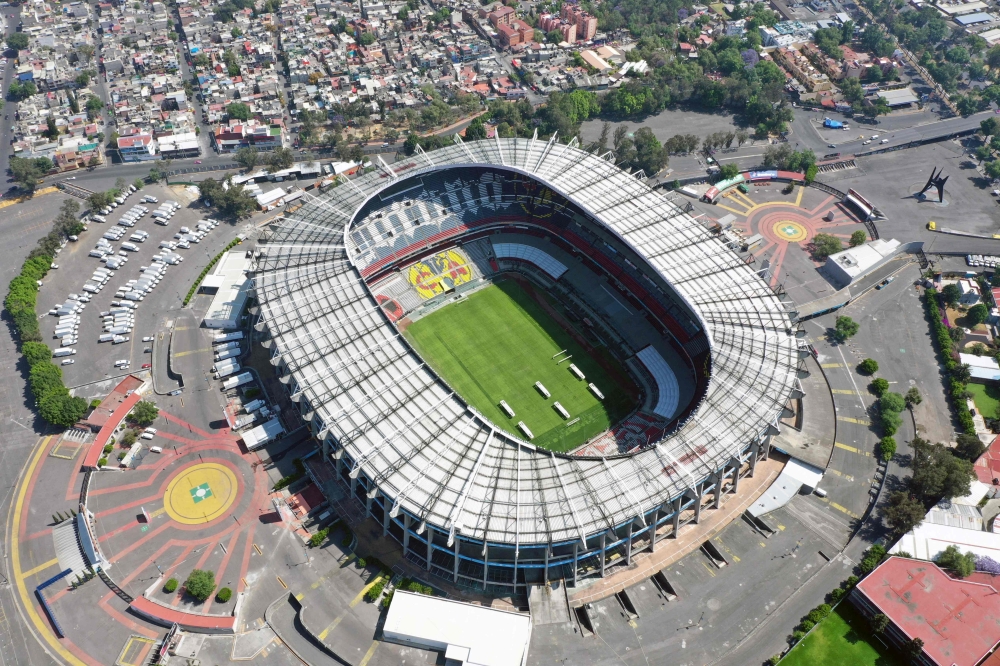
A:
[251,136,801,547]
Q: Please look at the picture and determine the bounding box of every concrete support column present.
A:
[672,496,682,537]
[649,506,660,553]
[544,545,550,585]
[749,441,759,477]
[694,486,703,524]
[572,542,579,587]
[599,532,607,578]
[403,514,411,555]
[426,527,433,571]
[731,463,741,495]
[453,537,460,583]
[483,545,489,589]
[625,521,633,566]
[335,451,344,476]
[382,497,391,536]
[713,470,723,509]
[321,437,330,459]
[762,433,772,461]
[350,474,358,496]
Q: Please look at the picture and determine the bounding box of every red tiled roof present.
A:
[856,557,1000,666]
[130,596,236,633]
[975,435,1000,485]
[81,378,144,469]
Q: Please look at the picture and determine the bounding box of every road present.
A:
[0,5,21,180]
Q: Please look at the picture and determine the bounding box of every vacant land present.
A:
[403,280,636,452]
[781,605,904,666]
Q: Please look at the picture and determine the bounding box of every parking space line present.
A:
[820,363,843,368]
[358,640,379,666]
[825,468,855,481]
[702,562,716,577]
[316,574,390,641]
[836,416,870,425]
[20,557,59,579]
[829,502,861,519]
[831,389,858,395]
[834,442,872,456]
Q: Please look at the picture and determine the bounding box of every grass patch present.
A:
[967,382,1000,420]
[403,280,637,453]
[781,605,904,666]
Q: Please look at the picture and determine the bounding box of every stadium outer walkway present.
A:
[568,455,784,606]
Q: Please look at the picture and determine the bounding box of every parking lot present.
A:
[34,182,257,396]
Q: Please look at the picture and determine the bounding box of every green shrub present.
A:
[89,398,102,409]
[164,578,178,593]
[356,557,367,568]
[364,579,386,602]
[216,587,232,603]
[857,358,879,375]
[829,587,846,603]
[103,444,114,454]
[308,528,330,548]
[879,436,897,461]
[768,655,782,666]
[799,619,815,632]
[924,290,977,435]
[381,589,394,608]
[790,629,805,644]
[870,378,889,396]
[341,534,352,548]
[183,239,242,306]
[97,457,108,467]
[846,575,859,589]
[184,569,216,601]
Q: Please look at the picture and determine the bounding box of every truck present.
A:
[214,341,240,352]
[52,348,76,357]
[213,331,244,343]
[823,117,844,129]
[215,348,240,362]
[243,398,265,413]
[222,372,253,391]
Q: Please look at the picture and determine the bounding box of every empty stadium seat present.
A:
[636,346,680,419]
[492,243,568,280]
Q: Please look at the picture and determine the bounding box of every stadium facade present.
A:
[251,136,804,592]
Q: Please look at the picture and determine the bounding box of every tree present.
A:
[546,29,564,44]
[879,436,897,461]
[858,358,879,375]
[941,283,962,307]
[976,145,993,164]
[9,156,53,192]
[967,303,989,326]
[7,80,37,102]
[226,102,251,121]
[905,637,925,661]
[871,378,890,396]
[905,387,923,408]
[884,491,925,535]
[129,401,159,426]
[38,394,87,427]
[988,160,1000,181]
[871,613,890,634]
[234,147,259,171]
[265,147,294,173]
[952,363,972,385]
[911,438,976,501]
[936,545,976,577]
[133,178,144,190]
[859,544,887,573]
[880,392,906,415]
[184,569,216,602]
[120,429,137,447]
[21,341,52,367]
[199,177,258,220]
[982,117,1000,137]
[359,32,376,46]
[464,117,487,141]
[812,233,842,259]
[719,163,740,180]
[849,230,867,247]
[6,33,28,51]
[833,316,859,342]
[881,410,902,436]
[955,433,986,462]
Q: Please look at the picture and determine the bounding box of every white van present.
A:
[149,446,163,453]
[141,432,155,440]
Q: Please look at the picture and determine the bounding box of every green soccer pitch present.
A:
[402,279,639,453]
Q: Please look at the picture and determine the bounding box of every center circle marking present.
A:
[163,462,238,525]
[772,220,807,242]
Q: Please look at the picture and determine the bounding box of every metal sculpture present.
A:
[917,167,948,203]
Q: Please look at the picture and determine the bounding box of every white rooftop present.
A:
[382,591,531,666]
[204,251,251,329]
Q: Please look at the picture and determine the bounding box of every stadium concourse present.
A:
[250,135,803,593]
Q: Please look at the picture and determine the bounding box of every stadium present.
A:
[251,136,802,593]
